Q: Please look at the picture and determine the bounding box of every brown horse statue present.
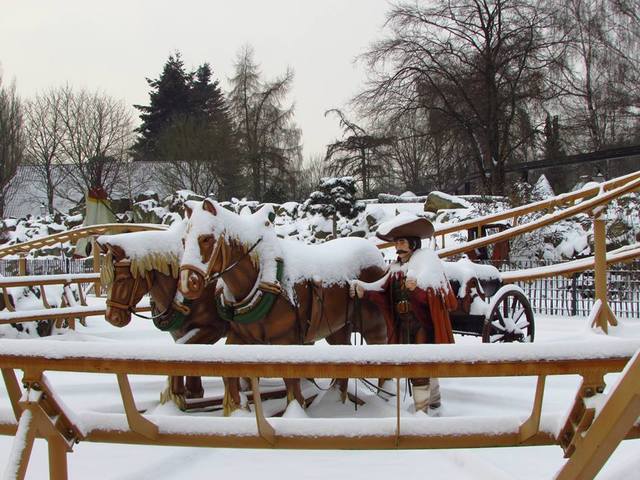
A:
[178,199,388,415]
[97,226,227,409]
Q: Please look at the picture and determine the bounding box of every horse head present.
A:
[98,226,183,327]
[97,240,151,328]
[179,199,276,300]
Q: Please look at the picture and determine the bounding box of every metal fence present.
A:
[496,260,640,318]
[0,258,94,277]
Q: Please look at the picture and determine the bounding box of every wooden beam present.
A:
[519,375,546,442]
[250,377,276,445]
[2,368,23,420]
[116,374,158,440]
[556,353,640,480]
[0,353,630,380]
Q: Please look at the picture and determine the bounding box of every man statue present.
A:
[351,213,457,415]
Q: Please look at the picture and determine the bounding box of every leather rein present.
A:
[105,260,172,321]
[180,234,264,288]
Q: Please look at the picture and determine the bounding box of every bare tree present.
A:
[0,74,24,217]
[228,45,301,201]
[357,0,560,195]
[552,0,640,151]
[324,109,392,197]
[24,89,68,213]
[57,87,134,200]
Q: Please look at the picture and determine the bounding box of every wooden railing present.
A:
[0,340,638,479]
[0,274,150,327]
[374,170,640,250]
[0,223,166,258]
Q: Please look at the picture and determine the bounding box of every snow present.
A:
[443,257,501,297]
[377,211,429,238]
[0,309,639,478]
[181,201,386,299]
[97,220,185,260]
[403,248,450,290]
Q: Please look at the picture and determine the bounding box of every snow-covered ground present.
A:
[0,304,639,479]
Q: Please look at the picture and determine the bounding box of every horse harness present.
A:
[106,259,192,332]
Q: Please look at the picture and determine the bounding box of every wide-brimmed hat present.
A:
[376,212,434,242]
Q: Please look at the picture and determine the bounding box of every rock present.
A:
[314,230,331,240]
[349,230,367,238]
[132,200,164,224]
[110,198,132,214]
[134,191,159,203]
[424,191,471,213]
[162,190,205,213]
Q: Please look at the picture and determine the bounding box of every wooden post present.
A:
[518,375,546,442]
[395,378,401,447]
[251,377,276,445]
[3,410,36,480]
[555,352,640,480]
[92,237,101,297]
[18,253,26,276]
[2,368,23,420]
[47,437,68,480]
[592,211,618,333]
[116,374,158,440]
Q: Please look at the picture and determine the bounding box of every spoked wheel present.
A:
[482,286,535,343]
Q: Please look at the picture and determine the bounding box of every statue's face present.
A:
[394,238,412,262]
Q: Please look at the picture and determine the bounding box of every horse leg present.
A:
[159,376,187,410]
[284,378,305,408]
[222,331,247,416]
[185,376,204,399]
[324,328,350,403]
[223,377,244,416]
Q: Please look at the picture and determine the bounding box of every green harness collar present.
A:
[152,298,192,332]
[215,258,284,325]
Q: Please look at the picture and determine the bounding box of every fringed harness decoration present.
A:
[105,258,192,332]
[215,258,284,325]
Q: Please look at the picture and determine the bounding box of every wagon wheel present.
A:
[482,287,534,343]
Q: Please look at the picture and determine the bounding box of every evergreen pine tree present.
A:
[303,176,364,237]
[133,53,242,199]
[133,53,193,161]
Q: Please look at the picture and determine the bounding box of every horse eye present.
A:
[182,238,185,247]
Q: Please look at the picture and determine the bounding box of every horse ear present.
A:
[184,202,193,219]
[95,237,109,254]
[203,198,217,216]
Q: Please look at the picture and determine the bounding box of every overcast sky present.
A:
[1,0,392,159]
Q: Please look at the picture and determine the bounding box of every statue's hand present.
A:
[350,281,365,299]
[405,278,417,291]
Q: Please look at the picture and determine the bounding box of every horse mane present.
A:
[227,237,260,270]
[100,249,181,290]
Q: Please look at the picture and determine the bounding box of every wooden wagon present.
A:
[445,259,535,343]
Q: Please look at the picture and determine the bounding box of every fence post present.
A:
[18,253,27,276]
[592,211,617,332]
[571,274,578,316]
[92,237,101,297]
